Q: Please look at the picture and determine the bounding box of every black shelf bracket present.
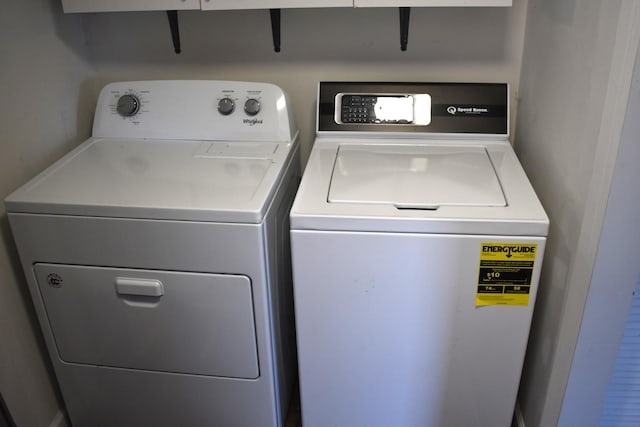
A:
[270,9,281,53]
[167,10,181,54]
[399,7,410,51]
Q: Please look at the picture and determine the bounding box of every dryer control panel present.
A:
[93,80,297,142]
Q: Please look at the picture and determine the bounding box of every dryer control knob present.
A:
[218,97,235,115]
[244,98,261,116]
[116,94,140,117]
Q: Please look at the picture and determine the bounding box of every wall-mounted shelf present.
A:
[201,0,352,9]
[61,0,512,53]
[62,0,511,13]
[354,0,511,6]
[62,0,200,13]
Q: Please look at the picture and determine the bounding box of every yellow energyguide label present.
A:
[476,242,537,306]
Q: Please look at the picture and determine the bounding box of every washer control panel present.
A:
[93,81,296,142]
[318,82,509,136]
[336,93,431,125]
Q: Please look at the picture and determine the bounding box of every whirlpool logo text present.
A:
[243,118,263,126]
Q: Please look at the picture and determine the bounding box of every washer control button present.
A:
[218,97,235,115]
[244,98,261,116]
[116,94,140,117]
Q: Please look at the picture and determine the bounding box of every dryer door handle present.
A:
[115,277,164,297]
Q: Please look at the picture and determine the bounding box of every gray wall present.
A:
[515,1,640,426]
[558,25,640,427]
[0,1,94,425]
[15,2,640,426]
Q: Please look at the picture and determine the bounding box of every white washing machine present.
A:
[290,82,549,427]
[5,80,299,427]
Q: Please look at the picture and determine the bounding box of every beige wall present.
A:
[0,0,93,425]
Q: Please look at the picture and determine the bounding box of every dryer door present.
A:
[34,264,259,379]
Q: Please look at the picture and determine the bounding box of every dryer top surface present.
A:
[6,137,296,223]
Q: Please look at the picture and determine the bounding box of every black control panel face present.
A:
[318,82,508,135]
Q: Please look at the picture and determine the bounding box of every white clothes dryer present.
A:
[290,82,549,427]
[5,80,299,427]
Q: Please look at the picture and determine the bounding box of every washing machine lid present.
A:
[290,138,549,236]
[328,145,506,209]
[5,137,295,223]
